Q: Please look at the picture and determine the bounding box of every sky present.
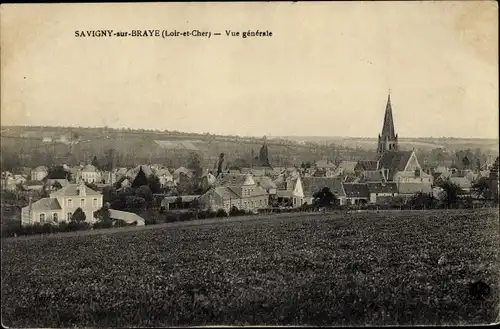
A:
[1,2,498,139]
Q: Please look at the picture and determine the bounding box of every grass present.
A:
[1,209,499,327]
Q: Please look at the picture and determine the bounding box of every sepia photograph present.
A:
[1,1,499,327]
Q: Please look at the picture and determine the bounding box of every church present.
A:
[355,93,433,197]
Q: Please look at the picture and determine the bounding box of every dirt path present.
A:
[4,211,322,241]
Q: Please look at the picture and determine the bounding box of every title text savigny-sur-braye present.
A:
[74,29,273,38]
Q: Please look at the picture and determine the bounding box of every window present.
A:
[39,213,45,223]
[53,213,58,222]
[81,199,85,207]
[67,212,72,220]
[68,198,73,207]
[93,198,97,207]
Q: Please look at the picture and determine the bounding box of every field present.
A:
[2,209,499,327]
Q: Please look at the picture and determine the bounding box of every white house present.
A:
[31,166,49,181]
[80,164,101,184]
[21,181,103,226]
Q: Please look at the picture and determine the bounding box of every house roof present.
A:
[127,165,154,179]
[315,160,336,169]
[397,182,433,195]
[243,174,256,186]
[46,178,70,187]
[161,195,200,204]
[213,186,241,200]
[154,167,172,177]
[366,182,398,194]
[216,173,248,187]
[30,198,62,211]
[342,183,369,198]
[300,177,346,198]
[50,183,101,197]
[81,164,98,173]
[33,166,48,172]
[357,160,379,171]
[24,180,45,186]
[449,176,472,188]
[276,190,293,198]
[360,170,385,182]
[173,166,192,177]
[109,209,145,225]
[254,176,277,190]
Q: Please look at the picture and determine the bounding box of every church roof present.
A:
[378,151,413,173]
[381,94,396,139]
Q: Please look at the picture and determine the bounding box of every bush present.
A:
[93,220,113,229]
[179,212,195,222]
[216,209,228,218]
[165,213,179,223]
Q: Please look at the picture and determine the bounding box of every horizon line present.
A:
[0,124,498,141]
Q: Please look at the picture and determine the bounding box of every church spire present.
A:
[377,92,398,157]
[381,92,396,139]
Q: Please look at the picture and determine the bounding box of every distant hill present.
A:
[1,126,497,170]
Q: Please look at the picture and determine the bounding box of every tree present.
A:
[436,180,463,208]
[472,177,491,199]
[94,204,112,222]
[147,175,162,194]
[177,173,194,195]
[187,152,203,179]
[259,140,270,167]
[91,155,100,169]
[135,185,153,204]
[132,166,148,188]
[462,156,470,169]
[47,165,71,180]
[228,158,249,170]
[125,196,147,214]
[312,187,337,208]
[103,148,116,171]
[52,181,63,190]
[71,207,86,222]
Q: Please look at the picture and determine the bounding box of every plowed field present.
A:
[2,209,499,326]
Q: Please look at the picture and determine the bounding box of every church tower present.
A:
[377,92,398,157]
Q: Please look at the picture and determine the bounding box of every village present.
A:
[1,94,498,234]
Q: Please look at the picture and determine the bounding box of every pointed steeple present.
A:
[381,92,396,139]
[376,91,399,157]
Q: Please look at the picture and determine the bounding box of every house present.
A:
[100,171,117,185]
[126,165,154,181]
[254,175,277,201]
[201,171,217,191]
[199,174,269,212]
[292,176,346,207]
[359,170,386,183]
[21,181,103,226]
[23,180,45,191]
[154,167,174,187]
[366,182,398,204]
[173,167,192,183]
[315,159,337,170]
[31,166,49,181]
[80,164,101,184]
[161,195,200,210]
[342,183,370,205]
[115,167,129,180]
[333,161,357,176]
[354,160,379,176]
[448,175,473,194]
